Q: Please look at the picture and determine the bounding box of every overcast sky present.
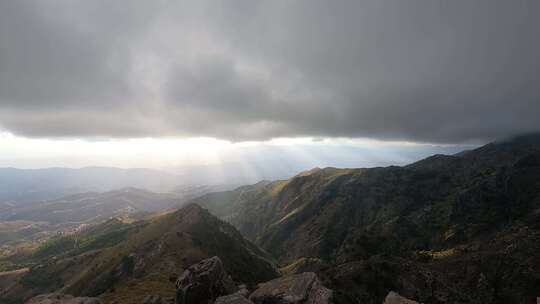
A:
[0,1,538,170]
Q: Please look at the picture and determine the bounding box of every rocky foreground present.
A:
[26,256,417,304]
[174,256,333,304]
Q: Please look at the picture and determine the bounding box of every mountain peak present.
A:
[295,167,322,177]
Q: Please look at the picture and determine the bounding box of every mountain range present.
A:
[195,134,540,302]
[0,167,185,205]
[1,134,539,303]
[0,185,232,265]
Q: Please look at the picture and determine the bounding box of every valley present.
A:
[0,185,233,273]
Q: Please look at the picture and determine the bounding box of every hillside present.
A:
[195,134,540,303]
[0,185,235,263]
[0,204,277,304]
[0,190,169,268]
[2,134,539,303]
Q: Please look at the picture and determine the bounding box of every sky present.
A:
[0,1,538,173]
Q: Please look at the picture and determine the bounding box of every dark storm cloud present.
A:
[0,0,539,142]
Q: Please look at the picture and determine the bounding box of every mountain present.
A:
[2,134,540,303]
[0,167,187,206]
[194,134,540,303]
[2,188,180,224]
[0,186,233,258]
[0,204,277,304]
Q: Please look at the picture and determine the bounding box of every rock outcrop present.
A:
[26,293,102,304]
[249,272,332,304]
[142,294,163,304]
[214,293,254,304]
[175,258,333,304]
[383,291,419,304]
[176,256,236,304]
[213,284,253,304]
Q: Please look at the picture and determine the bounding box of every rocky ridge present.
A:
[1,205,277,304]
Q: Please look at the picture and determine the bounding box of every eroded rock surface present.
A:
[142,294,163,304]
[383,291,419,304]
[176,256,236,304]
[214,293,254,304]
[249,272,332,304]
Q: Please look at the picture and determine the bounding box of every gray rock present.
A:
[235,285,250,298]
[214,293,254,304]
[26,293,102,304]
[383,291,419,304]
[142,295,162,304]
[249,272,333,304]
[176,256,236,304]
[130,253,147,278]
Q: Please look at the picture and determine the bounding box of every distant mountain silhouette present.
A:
[0,167,185,205]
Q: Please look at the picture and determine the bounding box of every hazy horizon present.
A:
[0,132,474,172]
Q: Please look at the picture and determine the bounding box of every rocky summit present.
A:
[174,257,333,304]
[249,272,333,304]
[175,256,236,303]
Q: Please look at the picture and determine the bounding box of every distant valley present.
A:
[0,184,233,271]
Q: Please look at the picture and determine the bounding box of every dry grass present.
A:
[418,248,458,260]
[269,180,289,197]
[100,273,176,304]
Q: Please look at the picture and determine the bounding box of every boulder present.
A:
[235,285,250,297]
[249,272,332,304]
[383,291,419,304]
[26,293,102,304]
[214,293,254,304]
[176,256,236,304]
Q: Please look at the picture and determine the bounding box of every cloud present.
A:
[0,0,539,143]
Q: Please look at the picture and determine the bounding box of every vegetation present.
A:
[2,134,540,304]
[198,134,540,303]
